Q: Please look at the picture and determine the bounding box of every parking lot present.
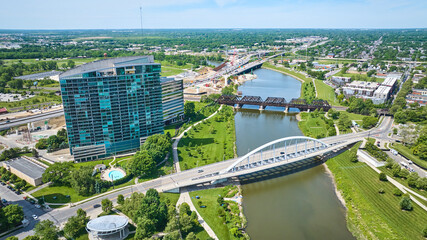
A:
[0,182,46,239]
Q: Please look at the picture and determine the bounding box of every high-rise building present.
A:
[161,77,184,125]
[59,56,164,162]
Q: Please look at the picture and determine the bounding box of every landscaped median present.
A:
[325,142,427,240]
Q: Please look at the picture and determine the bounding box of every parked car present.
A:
[34,204,41,209]
[198,169,204,173]
[408,160,413,164]
[32,214,38,220]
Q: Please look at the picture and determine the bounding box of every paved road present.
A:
[0,184,46,239]
[4,116,393,239]
[0,109,64,131]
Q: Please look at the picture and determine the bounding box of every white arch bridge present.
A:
[162,116,392,190]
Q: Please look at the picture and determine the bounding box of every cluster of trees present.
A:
[307,70,325,80]
[127,133,172,178]
[365,142,389,161]
[119,189,204,240]
[309,109,336,138]
[0,167,29,191]
[42,162,112,196]
[216,195,249,239]
[390,79,412,115]
[337,114,352,132]
[385,161,427,191]
[221,84,237,96]
[35,129,68,153]
[344,97,378,116]
[0,204,24,232]
[0,146,34,161]
[362,116,378,129]
[152,52,222,68]
[301,82,316,103]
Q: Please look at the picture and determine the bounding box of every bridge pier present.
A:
[307,109,310,113]
[259,105,265,111]
[284,107,289,113]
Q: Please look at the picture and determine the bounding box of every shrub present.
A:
[423,227,427,238]
[378,188,385,194]
[399,195,413,211]
[393,188,403,196]
[379,172,387,181]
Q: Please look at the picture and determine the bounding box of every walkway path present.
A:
[324,112,340,135]
[172,105,223,240]
[27,182,51,195]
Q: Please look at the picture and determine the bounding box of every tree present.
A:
[3,204,24,226]
[135,217,155,239]
[184,102,196,118]
[423,227,427,238]
[399,195,413,211]
[379,172,387,181]
[31,148,39,159]
[34,220,59,240]
[67,60,75,69]
[127,150,155,177]
[23,236,40,240]
[42,162,73,186]
[164,231,181,240]
[179,213,194,235]
[362,116,378,129]
[101,198,113,213]
[141,134,171,163]
[117,194,125,205]
[186,232,198,240]
[7,79,23,89]
[179,203,191,217]
[63,216,82,239]
[165,217,180,233]
[69,166,95,196]
[6,237,18,240]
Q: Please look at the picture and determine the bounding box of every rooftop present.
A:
[4,157,46,179]
[59,56,157,79]
[15,70,61,80]
[87,215,128,232]
[381,77,397,87]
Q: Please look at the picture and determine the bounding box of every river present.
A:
[234,68,354,240]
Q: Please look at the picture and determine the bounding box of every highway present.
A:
[0,109,64,131]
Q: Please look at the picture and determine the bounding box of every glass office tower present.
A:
[161,77,184,125]
[59,56,164,162]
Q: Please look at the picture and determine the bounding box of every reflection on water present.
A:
[235,68,354,240]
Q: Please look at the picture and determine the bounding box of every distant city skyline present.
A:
[0,0,426,29]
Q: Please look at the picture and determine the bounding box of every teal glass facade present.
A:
[59,56,164,162]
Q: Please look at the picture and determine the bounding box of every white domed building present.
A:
[86,215,129,240]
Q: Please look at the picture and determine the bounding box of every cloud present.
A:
[214,0,238,7]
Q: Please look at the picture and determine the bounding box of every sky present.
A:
[0,0,426,29]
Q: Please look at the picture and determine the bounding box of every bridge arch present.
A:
[222,136,329,174]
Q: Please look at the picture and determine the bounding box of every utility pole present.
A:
[139,6,143,37]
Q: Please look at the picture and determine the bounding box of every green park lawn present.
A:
[391,143,427,170]
[314,79,341,106]
[189,187,243,240]
[326,143,427,240]
[0,94,62,110]
[298,112,335,139]
[178,106,235,170]
[263,62,311,83]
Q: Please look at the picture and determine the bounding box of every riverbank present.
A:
[325,142,427,240]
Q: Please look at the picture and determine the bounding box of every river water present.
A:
[235,69,354,240]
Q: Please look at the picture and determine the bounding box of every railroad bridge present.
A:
[217,95,331,112]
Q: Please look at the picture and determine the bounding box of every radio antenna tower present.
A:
[139,6,143,37]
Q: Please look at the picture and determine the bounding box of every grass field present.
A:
[298,112,335,138]
[391,143,427,169]
[314,79,341,106]
[316,59,356,65]
[326,143,427,240]
[263,62,311,83]
[189,187,245,240]
[178,106,235,170]
[0,94,62,110]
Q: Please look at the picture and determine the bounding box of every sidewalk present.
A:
[172,105,223,240]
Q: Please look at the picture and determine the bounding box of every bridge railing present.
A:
[221,136,329,174]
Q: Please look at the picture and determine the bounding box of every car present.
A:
[408,160,413,164]
[198,169,204,173]
[93,204,101,208]
[34,204,41,209]
[0,182,5,186]
[32,214,38,220]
